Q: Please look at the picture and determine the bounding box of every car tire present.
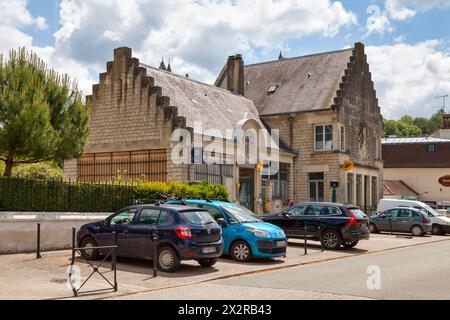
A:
[369,223,379,234]
[342,240,359,248]
[197,258,218,268]
[432,224,444,235]
[231,241,253,262]
[411,225,424,237]
[322,230,342,250]
[157,246,181,273]
[80,236,100,260]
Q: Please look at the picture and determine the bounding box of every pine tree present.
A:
[0,48,90,176]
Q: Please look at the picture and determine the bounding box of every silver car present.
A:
[369,207,432,236]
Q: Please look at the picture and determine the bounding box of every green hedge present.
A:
[0,178,229,212]
[135,180,229,201]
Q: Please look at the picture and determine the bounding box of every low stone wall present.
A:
[0,212,110,254]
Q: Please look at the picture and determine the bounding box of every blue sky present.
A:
[1,0,450,119]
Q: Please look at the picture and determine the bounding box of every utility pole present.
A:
[435,95,448,114]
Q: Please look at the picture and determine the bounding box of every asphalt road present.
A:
[215,239,450,300]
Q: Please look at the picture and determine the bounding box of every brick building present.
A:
[65,42,383,212]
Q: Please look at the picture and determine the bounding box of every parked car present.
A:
[76,204,224,272]
[166,200,288,262]
[261,202,370,250]
[377,199,450,235]
[369,207,432,236]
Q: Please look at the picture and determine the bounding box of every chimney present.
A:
[443,114,450,130]
[226,54,244,95]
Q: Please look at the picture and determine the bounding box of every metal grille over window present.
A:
[193,164,233,185]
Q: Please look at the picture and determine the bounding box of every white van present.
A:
[377,199,450,235]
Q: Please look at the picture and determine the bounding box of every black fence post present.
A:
[112,231,118,271]
[153,231,159,278]
[319,227,325,252]
[304,225,308,256]
[72,228,76,263]
[36,223,42,259]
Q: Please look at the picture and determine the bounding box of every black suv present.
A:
[261,202,370,250]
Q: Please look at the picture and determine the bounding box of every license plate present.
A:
[276,241,287,248]
[202,247,216,254]
[361,223,368,228]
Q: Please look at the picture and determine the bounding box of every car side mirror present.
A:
[380,214,386,219]
[216,218,228,228]
[282,212,290,218]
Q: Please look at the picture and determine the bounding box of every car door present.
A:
[284,205,308,238]
[198,205,232,251]
[96,208,139,256]
[377,209,398,232]
[396,209,415,232]
[124,208,162,258]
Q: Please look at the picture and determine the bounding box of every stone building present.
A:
[65,42,383,212]
[383,137,450,206]
[216,42,384,210]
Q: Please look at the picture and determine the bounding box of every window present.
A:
[110,209,137,225]
[371,177,378,209]
[286,205,308,216]
[265,163,288,201]
[181,211,217,226]
[305,205,341,216]
[347,173,354,204]
[428,144,436,152]
[340,126,345,151]
[356,175,362,207]
[384,209,398,218]
[309,172,324,202]
[199,205,224,221]
[138,209,172,225]
[315,125,333,151]
[397,209,412,218]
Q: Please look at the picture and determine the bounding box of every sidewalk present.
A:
[0,233,448,300]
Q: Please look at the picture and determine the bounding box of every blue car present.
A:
[76,204,224,273]
[166,200,288,262]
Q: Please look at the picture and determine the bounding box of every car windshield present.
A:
[349,209,368,219]
[181,211,217,226]
[221,205,261,224]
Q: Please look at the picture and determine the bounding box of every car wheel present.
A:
[197,258,218,268]
[432,224,443,235]
[157,246,180,273]
[80,237,100,260]
[231,241,252,262]
[322,230,342,250]
[342,240,359,248]
[411,225,424,237]
[369,223,379,234]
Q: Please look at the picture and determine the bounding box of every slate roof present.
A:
[383,180,420,197]
[140,64,263,133]
[382,137,450,144]
[215,48,353,116]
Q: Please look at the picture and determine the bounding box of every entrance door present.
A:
[239,169,255,211]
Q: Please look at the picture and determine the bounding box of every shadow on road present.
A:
[287,241,368,254]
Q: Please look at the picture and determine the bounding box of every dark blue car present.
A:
[77,204,224,272]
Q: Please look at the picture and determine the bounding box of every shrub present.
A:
[12,162,64,180]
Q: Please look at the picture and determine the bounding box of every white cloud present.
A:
[0,0,47,30]
[367,40,450,119]
[52,0,357,85]
[386,0,450,21]
[366,5,394,36]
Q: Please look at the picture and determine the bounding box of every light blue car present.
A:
[166,200,288,262]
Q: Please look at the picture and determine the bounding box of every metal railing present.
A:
[68,228,118,297]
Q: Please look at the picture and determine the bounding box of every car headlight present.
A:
[246,228,270,238]
[277,230,286,238]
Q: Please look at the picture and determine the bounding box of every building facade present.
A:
[383,137,450,206]
[65,43,383,212]
[216,42,384,210]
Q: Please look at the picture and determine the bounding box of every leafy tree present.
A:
[0,48,90,176]
[399,115,413,125]
[384,112,444,137]
[384,120,400,136]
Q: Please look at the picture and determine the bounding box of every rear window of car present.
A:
[349,209,368,219]
[181,211,217,226]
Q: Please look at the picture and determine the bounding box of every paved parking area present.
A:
[0,233,448,300]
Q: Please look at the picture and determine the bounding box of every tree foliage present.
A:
[384,112,443,137]
[0,48,90,176]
